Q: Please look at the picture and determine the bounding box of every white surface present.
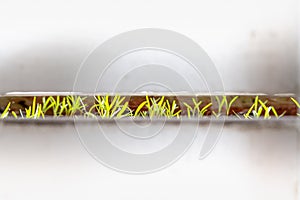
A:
[0,0,298,93]
[0,122,298,200]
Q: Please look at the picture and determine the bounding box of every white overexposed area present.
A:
[0,122,298,200]
[0,0,298,93]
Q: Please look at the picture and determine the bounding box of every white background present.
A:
[0,0,298,93]
[0,0,299,200]
[0,122,298,200]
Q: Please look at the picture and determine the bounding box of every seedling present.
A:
[244,96,261,119]
[11,111,18,119]
[164,99,181,118]
[134,101,147,118]
[148,96,165,118]
[0,94,295,119]
[134,96,181,118]
[48,96,63,117]
[42,96,57,114]
[65,96,87,116]
[0,102,11,119]
[244,96,285,119]
[212,96,239,117]
[291,97,300,117]
[135,96,166,118]
[23,97,44,119]
[89,95,131,118]
[183,98,212,118]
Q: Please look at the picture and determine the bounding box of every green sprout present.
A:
[0,102,11,119]
[291,97,300,117]
[244,96,285,119]
[183,98,212,118]
[134,100,147,118]
[65,96,87,116]
[134,96,165,118]
[134,96,181,118]
[147,96,166,118]
[164,99,181,118]
[89,95,131,118]
[0,94,293,120]
[17,96,60,119]
[212,96,239,117]
[42,96,56,114]
[45,96,86,117]
[22,97,44,119]
[48,96,63,117]
[11,111,18,119]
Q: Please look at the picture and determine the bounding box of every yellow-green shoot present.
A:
[291,97,300,117]
[134,96,181,118]
[89,95,131,118]
[134,96,166,118]
[212,96,239,117]
[0,102,11,119]
[184,98,212,118]
[244,96,285,119]
[23,97,44,119]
